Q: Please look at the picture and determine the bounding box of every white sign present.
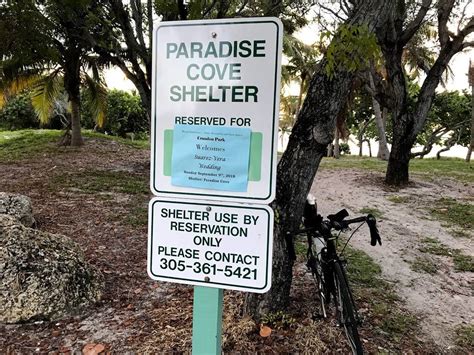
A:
[148,198,274,293]
[150,17,283,204]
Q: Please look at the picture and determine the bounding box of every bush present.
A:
[82,89,148,137]
[0,94,39,130]
[340,142,351,154]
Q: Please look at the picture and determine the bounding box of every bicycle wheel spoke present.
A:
[308,254,328,318]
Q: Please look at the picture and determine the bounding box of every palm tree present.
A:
[283,35,320,114]
[1,66,107,144]
[0,0,106,146]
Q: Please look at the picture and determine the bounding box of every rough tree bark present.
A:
[334,127,341,159]
[245,0,392,319]
[63,50,83,147]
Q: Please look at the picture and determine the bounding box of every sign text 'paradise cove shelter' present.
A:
[150,18,283,204]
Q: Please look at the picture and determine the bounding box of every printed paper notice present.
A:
[171,124,251,192]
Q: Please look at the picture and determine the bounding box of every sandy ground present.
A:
[310,169,473,351]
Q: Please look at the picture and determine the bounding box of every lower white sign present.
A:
[147,198,274,293]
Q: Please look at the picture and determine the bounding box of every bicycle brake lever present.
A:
[367,214,382,246]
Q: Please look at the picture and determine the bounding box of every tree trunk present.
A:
[366,139,372,157]
[369,72,390,160]
[334,128,341,159]
[245,60,354,319]
[467,84,474,162]
[385,121,415,185]
[64,50,83,147]
[70,94,83,146]
[357,119,371,157]
[245,0,392,319]
[327,143,333,157]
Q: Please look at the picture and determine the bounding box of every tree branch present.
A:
[437,0,455,47]
[177,0,188,20]
[147,0,153,50]
[457,1,471,33]
[202,0,218,18]
[130,0,146,49]
[217,0,231,18]
[235,0,249,16]
[459,16,474,37]
[400,0,432,46]
[319,3,346,22]
[462,40,474,50]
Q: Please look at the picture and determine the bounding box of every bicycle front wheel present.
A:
[333,261,363,355]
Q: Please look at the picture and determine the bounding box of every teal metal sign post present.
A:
[192,286,224,355]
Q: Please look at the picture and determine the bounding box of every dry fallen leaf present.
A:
[82,343,105,355]
[259,325,272,337]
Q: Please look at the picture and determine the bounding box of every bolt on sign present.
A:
[148,198,274,293]
[150,17,283,204]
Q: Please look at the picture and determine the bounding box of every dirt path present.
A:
[310,169,474,350]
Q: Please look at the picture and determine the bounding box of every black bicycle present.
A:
[289,196,382,355]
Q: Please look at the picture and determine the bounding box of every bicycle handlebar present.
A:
[298,207,382,246]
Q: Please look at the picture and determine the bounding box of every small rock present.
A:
[0,192,35,227]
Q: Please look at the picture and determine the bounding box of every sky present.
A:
[289,19,474,94]
[106,15,474,95]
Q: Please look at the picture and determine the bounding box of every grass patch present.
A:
[451,229,471,238]
[418,238,473,272]
[345,247,382,288]
[344,246,419,343]
[419,238,453,256]
[0,129,62,161]
[261,311,296,330]
[386,195,411,204]
[359,207,383,218]
[125,205,148,227]
[53,170,148,195]
[409,157,474,184]
[410,256,438,274]
[430,197,473,232]
[379,309,418,339]
[294,240,307,259]
[0,129,149,162]
[83,130,149,149]
[320,156,387,172]
[455,324,474,349]
[453,253,474,272]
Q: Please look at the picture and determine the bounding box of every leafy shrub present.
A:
[82,89,148,137]
[0,94,39,130]
[340,142,351,154]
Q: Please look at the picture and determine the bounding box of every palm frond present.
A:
[83,73,108,128]
[0,72,42,108]
[30,71,62,124]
